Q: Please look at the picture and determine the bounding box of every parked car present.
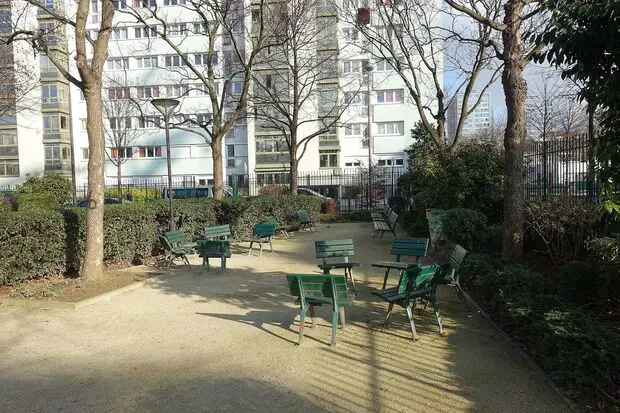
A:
[162,185,234,199]
[297,187,331,199]
[76,198,123,207]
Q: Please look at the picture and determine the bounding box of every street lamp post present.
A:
[365,62,373,208]
[151,98,180,231]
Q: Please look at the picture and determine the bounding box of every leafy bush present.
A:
[16,193,60,211]
[0,210,66,284]
[0,193,16,212]
[479,224,503,253]
[400,209,430,238]
[524,199,600,265]
[587,234,620,265]
[259,184,288,196]
[399,127,504,224]
[443,208,488,249]
[104,187,162,202]
[15,173,73,205]
[557,260,620,307]
[344,211,371,221]
[387,196,408,213]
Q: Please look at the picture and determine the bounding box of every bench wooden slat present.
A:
[204,224,231,239]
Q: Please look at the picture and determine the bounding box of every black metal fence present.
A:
[523,134,597,202]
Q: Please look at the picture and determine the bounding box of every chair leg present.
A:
[258,242,263,257]
[405,305,418,340]
[331,307,339,345]
[221,256,226,269]
[384,303,394,327]
[247,241,253,256]
[269,238,273,253]
[339,307,346,329]
[347,268,356,290]
[204,256,210,270]
[309,305,316,328]
[298,307,307,345]
[432,299,444,335]
[382,268,391,289]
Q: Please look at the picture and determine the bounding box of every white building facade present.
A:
[446,90,492,140]
[1,0,440,190]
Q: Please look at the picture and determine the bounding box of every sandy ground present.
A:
[0,223,571,413]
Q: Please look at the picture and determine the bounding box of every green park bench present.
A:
[242,223,277,256]
[315,239,360,290]
[265,215,289,239]
[437,244,469,307]
[372,210,398,238]
[371,205,393,222]
[297,210,317,232]
[196,224,232,270]
[286,274,356,345]
[161,230,196,268]
[372,237,429,289]
[372,264,444,340]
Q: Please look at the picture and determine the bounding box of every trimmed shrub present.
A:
[443,208,487,249]
[16,193,60,211]
[0,210,66,284]
[0,193,16,212]
[345,211,371,222]
[15,173,73,205]
[172,199,218,240]
[557,260,620,306]
[104,187,162,202]
[259,184,288,196]
[400,209,430,238]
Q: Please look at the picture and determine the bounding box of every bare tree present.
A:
[444,0,546,259]
[0,42,39,117]
[526,72,561,141]
[252,0,358,193]
[9,0,115,279]
[341,0,502,152]
[120,0,270,200]
[102,75,143,194]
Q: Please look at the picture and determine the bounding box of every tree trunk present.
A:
[117,161,122,196]
[501,0,527,260]
[290,143,298,194]
[82,83,106,279]
[212,135,223,200]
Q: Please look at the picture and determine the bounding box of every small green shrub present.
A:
[443,208,488,249]
[0,210,66,284]
[16,193,60,211]
[15,173,73,205]
[587,234,620,265]
[479,224,503,253]
[259,184,288,196]
[318,213,340,223]
[400,210,430,238]
[345,211,371,221]
[557,260,619,307]
[0,193,16,212]
[105,187,162,202]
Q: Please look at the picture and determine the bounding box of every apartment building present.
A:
[1,0,438,188]
[446,90,492,140]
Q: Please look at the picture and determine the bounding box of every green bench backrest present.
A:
[265,216,278,226]
[390,237,429,262]
[315,239,355,260]
[255,223,277,237]
[205,224,231,240]
[387,210,398,228]
[397,264,441,295]
[287,274,351,301]
[297,210,310,221]
[163,230,186,248]
[384,205,393,216]
[446,244,468,282]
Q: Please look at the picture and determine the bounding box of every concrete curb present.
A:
[460,289,580,413]
[1,267,165,312]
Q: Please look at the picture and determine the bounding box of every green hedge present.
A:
[0,210,66,285]
[0,195,322,282]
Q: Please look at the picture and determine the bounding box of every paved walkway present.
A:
[0,223,571,412]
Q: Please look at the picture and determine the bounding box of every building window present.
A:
[164,0,186,5]
[137,146,162,158]
[108,117,132,130]
[112,27,128,40]
[344,123,366,137]
[319,150,338,168]
[195,52,217,66]
[376,121,404,136]
[82,148,89,159]
[395,158,404,166]
[343,28,359,41]
[227,158,235,168]
[342,59,363,74]
[375,59,395,72]
[256,137,287,153]
[43,114,68,131]
[0,160,19,176]
[41,84,67,103]
[106,58,129,70]
[134,27,158,38]
[227,145,235,157]
[168,23,188,36]
[136,86,159,99]
[110,147,133,158]
[193,22,207,33]
[107,87,131,100]
[376,89,404,104]
[112,0,128,9]
[135,56,158,68]
[164,55,185,67]
[345,161,361,167]
[80,119,87,131]
[230,81,243,95]
[45,145,61,160]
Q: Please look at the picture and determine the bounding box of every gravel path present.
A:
[0,223,572,413]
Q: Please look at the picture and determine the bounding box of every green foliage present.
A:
[557,261,620,307]
[0,210,66,285]
[400,127,504,224]
[460,253,620,395]
[537,0,620,217]
[524,199,600,265]
[0,193,16,212]
[172,199,218,240]
[344,211,371,222]
[587,234,620,265]
[104,187,162,202]
[15,173,73,205]
[259,184,288,196]
[16,193,60,211]
[443,208,488,249]
[400,210,430,238]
